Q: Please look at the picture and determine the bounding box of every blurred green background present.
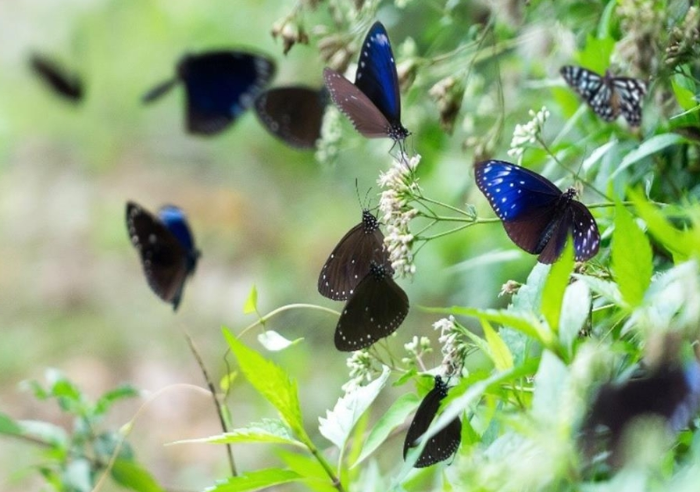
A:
[0,0,560,489]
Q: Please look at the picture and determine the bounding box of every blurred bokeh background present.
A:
[0,0,556,490]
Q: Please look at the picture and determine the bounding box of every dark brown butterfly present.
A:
[30,54,83,102]
[403,375,462,467]
[126,202,200,310]
[334,263,408,351]
[318,209,392,301]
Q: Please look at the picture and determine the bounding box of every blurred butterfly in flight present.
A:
[582,357,700,467]
[254,86,329,149]
[143,51,275,135]
[318,209,392,301]
[403,375,462,468]
[126,201,200,310]
[323,21,410,149]
[475,160,600,264]
[334,262,408,351]
[30,54,83,102]
[560,65,647,127]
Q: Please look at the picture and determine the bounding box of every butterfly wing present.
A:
[254,86,328,149]
[324,68,392,138]
[179,51,275,135]
[30,54,83,102]
[354,21,402,128]
[334,266,409,351]
[403,376,462,468]
[318,211,393,300]
[611,77,647,127]
[560,66,617,122]
[142,79,179,104]
[568,201,600,262]
[126,202,192,310]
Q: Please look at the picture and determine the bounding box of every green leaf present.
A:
[257,330,303,351]
[612,203,653,307]
[574,275,624,306]
[559,281,591,354]
[481,320,514,371]
[220,371,238,393]
[0,412,22,436]
[171,419,305,448]
[353,392,420,467]
[541,240,575,331]
[206,469,304,492]
[672,77,698,112]
[276,449,337,492]
[111,459,165,492]
[94,385,141,416]
[318,366,390,450]
[243,285,258,314]
[531,351,569,422]
[510,263,550,313]
[62,458,92,492]
[576,34,615,73]
[613,134,686,179]
[18,420,69,448]
[223,329,306,442]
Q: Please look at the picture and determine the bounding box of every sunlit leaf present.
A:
[613,134,686,180]
[541,240,575,331]
[171,419,304,448]
[258,330,303,351]
[111,459,164,492]
[481,320,514,371]
[612,203,652,307]
[0,412,21,436]
[95,385,141,416]
[276,449,337,492]
[206,469,304,492]
[559,281,591,354]
[243,285,258,315]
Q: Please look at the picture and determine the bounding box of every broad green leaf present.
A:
[172,419,304,448]
[318,366,390,450]
[95,385,141,416]
[559,281,591,354]
[481,320,514,371]
[0,412,21,436]
[511,263,550,313]
[613,134,686,179]
[672,77,698,111]
[18,420,69,448]
[574,275,624,306]
[206,469,304,492]
[541,240,575,331]
[257,330,303,351]
[111,459,164,492]
[353,392,421,467]
[612,203,652,307]
[223,329,306,441]
[531,351,569,423]
[276,449,337,492]
[243,285,258,314]
[576,34,615,73]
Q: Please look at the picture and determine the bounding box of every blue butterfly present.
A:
[143,51,276,135]
[323,21,409,146]
[475,160,600,264]
[126,201,200,310]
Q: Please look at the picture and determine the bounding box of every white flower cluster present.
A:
[433,315,461,377]
[401,335,432,366]
[377,153,421,278]
[341,350,381,392]
[507,106,550,164]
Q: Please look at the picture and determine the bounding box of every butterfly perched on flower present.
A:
[143,51,275,135]
[254,85,328,149]
[334,263,408,351]
[403,375,462,468]
[560,65,647,127]
[474,160,600,264]
[323,21,409,147]
[318,209,393,301]
[126,202,201,310]
[30,54,83,102]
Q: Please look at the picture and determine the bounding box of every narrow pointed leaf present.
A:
[612,203,652,307]
[206,469,304,492]
[541,241,575,331]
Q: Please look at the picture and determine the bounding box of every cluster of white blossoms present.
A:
[433,315,461,377]
[377,153,421,278]
[341,350,381,392]
[401,335,432,367]
[507,106,550,164]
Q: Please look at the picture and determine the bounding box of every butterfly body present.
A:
[143,51,275,135]
[126,202,200,310]
[403,376,462,467]
[323,21,409,144]
[30,54,83,102]
[318,210,393,301]
[475,160,600,264]
[254,86,328,149]
[334,263,408,351]
[560,65,646,127]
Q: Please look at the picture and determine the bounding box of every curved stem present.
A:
[304,440,345,492]
[238,304,341,339]
[416,195,474,217]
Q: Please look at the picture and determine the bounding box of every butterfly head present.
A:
[361,210,380,234]
[433,375,449,396]
[369,262,390,280]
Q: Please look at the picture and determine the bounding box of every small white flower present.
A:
[508,106,550,164]
[433,316,462,376]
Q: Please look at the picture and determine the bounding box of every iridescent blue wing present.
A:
[318,210,393,300]
[158,205,200,275]
[354,21,402,128]
[611,76,647,127]
[178,51,275,135]
[403,376,462,468]
[334,264,408,351]
[254,86,328,149]
[569,201,600,262]
[126,202,198,310]
[30,54,83,102]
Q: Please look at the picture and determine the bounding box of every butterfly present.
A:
[323,21,409,146]
[334,263,408,351]
[474,160,600,264]
[30,54,83,102]
[403,375,462,468]
[254,86,328,149]
[126,201,201,310]
[582,359,700,466]
[560,65,647,127]
[318,209,393,301]
[142,51,276,135]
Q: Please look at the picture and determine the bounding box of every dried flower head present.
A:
[666,7,700,67]
[615,0,666,76]
[271,16,309,55]
[430,76,466,135]
[499,279,522,297]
